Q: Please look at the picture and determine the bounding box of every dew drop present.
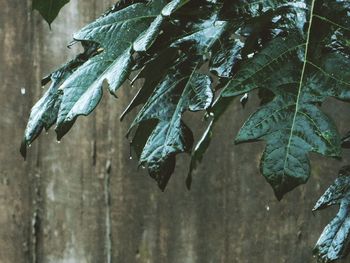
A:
[28,144,32,148]
[209,112,214,117]
[21,88,26,95]
[214,21,224,27]
[272,15,282,23]
[129,156,133,160]
[57,140,61,144]
[266,205,270,211]
[240,93,249,107]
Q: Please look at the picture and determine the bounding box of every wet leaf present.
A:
[313,166,350,262]
[23,0,205,189]
[21,42,99,157]
[129,58,213,189]
[220,0,350,199]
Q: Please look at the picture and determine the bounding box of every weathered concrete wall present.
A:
[1,1,350,262]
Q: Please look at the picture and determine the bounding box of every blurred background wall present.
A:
[1,0,350,262]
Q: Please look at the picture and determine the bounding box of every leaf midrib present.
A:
[282,0,316,175]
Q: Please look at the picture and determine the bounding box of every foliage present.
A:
[24,0,350,261]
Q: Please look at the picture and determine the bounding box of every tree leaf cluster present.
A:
[24,1,350,261]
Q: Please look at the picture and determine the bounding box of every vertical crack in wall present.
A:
[30,125,43,263]
[29,150,42,263]
[28,4,43,261]
[92,139,97,167]
[104,160,113,263]
[30,181,41,263]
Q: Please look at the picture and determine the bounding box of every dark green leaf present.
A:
[21,42,99,157]
[313,166,350,262]
[54,1,169,138]
[24,0,221,189]
[221,0,350,199]
[129,58,213,189]
[33,0,69,25]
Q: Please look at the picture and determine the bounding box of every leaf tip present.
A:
[274,190,284,201]
[158,181,167,192]
[234,134,246,145]
[20,139,27,160]
[186,173,192,190]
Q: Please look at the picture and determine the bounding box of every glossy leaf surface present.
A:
[221,0,350,199]
[129,58,213,189]
[313,166,350,262]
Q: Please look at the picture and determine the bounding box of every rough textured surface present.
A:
[1,1,350,262]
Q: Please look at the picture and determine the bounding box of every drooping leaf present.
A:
[54,0,170,139]
[23,0,187,145]
[187,0,302,188]
[33,0,70,25]
[313,166,350,262]
[121,48,179,121]
[21,41,99,157]
[23,0,214,190]
[129,57,213,189]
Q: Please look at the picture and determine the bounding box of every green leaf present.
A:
[188,0,300,188]
[23,0,199,189]
[313,166,350,262]
[121,48,179,120]
[33,0,69,25]
[221,0,350,199]
[54,1,168,139]
[55,0,191,141]
[129,58,213,189]
[21,42,99,157]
